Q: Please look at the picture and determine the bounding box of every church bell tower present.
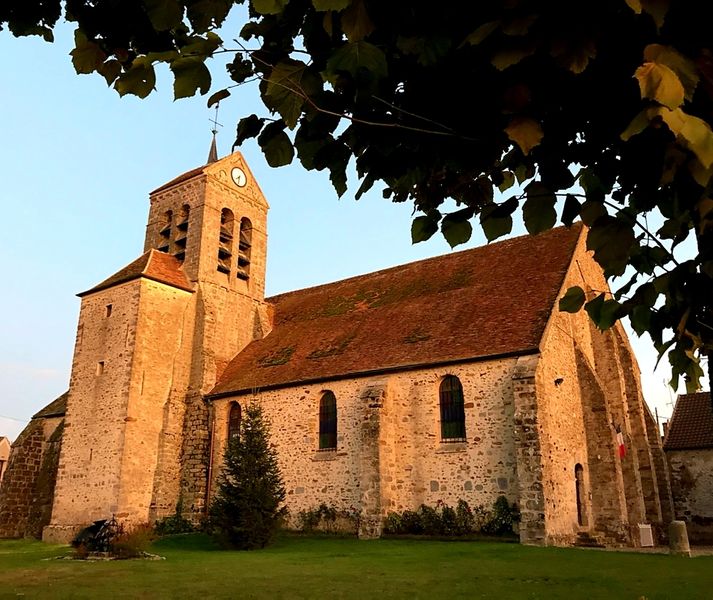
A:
[43,151,270,541]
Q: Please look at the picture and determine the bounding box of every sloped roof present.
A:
[78,250,194,297]
[210,224,583,397]
[32,391,68,419]
[663,391,713,450]
[151,165,206,194]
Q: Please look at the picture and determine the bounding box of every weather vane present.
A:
[207,102,222,163]
[210,101,223,135]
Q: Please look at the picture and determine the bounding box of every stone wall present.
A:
[532,233,669,546]
[0,417,63,538]
[146,153,271,521]
[44,277,194,542]
[667,449,713,543]
[209,358,520,536]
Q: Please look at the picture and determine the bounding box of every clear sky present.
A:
[0,10,697,440]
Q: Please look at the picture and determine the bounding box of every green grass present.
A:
[0,534,711,599]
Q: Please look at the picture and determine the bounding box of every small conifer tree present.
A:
[209,402,286,549]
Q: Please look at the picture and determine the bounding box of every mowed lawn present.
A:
[0,534,711,599]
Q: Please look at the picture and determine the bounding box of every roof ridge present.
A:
[267,224,584,303]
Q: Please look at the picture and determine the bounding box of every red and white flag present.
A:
[616,425,626,458]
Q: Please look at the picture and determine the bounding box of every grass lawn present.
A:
[0,534,711,599]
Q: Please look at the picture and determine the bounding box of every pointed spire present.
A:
[207,132,218,164]
[207,102,222,164]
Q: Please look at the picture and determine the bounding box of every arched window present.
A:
[439,375,466,441]
[174,204,190,261]
[217,208,234,274]
[227,402,241,442]
[319,391,337,450]
[237,217,252,280]
[158,210,172,253]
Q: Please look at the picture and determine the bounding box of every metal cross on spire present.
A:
[207,102,223,164]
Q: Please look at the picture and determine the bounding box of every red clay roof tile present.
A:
[210,224,583,396]
[78,250,193,297]
[663,392,713,450]
[150,165,206,194]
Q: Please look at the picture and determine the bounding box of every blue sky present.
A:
[0,11,692,439]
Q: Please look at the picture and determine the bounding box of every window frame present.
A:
[227,402,241,443]
[318,391,338,451]
[439,375,466,442]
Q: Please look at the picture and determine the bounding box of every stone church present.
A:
[0,152,673,546]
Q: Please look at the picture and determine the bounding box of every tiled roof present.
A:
[663,391,713,450]
[33,392,68,419]
[210,224,583,397]
[151,165,206,194]
[78,250,194,297]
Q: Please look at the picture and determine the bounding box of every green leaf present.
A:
[171,57,211,99]
[644,44,699,101]
[144,0,184,31]
[340,0,374,42]
[586,217,636,276]
[579,200,607,226]
[491,44,535,71]
[251,0,289,15]
[679,113,713,169]
[630,305,652,336]
[180,32,222,58]
[70,29,106,75]
[523,182,556,235]
[625,0,642,13]
[480,201,515,242]
[559,286,586,313]
[312,0,351,11]
[355,174,375,200]
[258,121,294,167]
[579,168,606,203]
[186,0,233,33]
[462,21,499,46]
[97,60,122,86]
[620,109,651,141]
[265,60,313,129]
[325,41,387,82]
[584,294,622,330]
[634,61,685,110]
[114,59,156,98]
[396,36,452,67]
[480,213,513,242]
[207,89,230,108]
[441,211,473,248]
[505,117,543,155]
[235,114,265,147]
[411,215,439,243]
[561,194,581,227]
[497,171,516,193]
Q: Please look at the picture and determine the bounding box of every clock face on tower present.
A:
[231,167,247,187]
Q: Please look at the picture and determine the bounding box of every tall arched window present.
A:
[439,375,466,441]
[227,402,242,443]
[175,204,190,261]
[217,208,234,274]
[237,217,252,280]
[158,210,172,253]
[319,391,337,450]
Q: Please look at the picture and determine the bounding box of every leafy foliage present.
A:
[154,502,196,535]
[383,497,519,538]
[208,402,286,550]
[3,0,713,388]
[296,502,360,535]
